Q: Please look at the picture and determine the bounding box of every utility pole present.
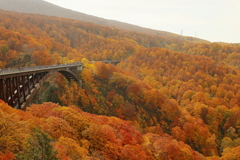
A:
[181,30,183,40]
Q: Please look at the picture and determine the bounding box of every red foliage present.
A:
[0,152,15,160]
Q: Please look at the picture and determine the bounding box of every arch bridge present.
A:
[0,63,83,110]
[0,60,121,110]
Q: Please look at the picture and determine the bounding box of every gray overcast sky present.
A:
[44,0,240,43]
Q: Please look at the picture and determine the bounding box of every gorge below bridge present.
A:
[0,60,120,110]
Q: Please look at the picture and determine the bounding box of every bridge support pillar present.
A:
[15,77,21,109]
[21,76,26,102]
[27,76,31,95]
[0,79,4,102]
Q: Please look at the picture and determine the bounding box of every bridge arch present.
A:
[58,69,80,83]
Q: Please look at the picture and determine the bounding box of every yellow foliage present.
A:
[57,137,89,159]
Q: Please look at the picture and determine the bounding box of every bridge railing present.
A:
[0,62,82,75]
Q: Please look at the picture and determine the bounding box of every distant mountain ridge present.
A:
[0,0,208,42]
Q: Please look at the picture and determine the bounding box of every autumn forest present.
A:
[0,9,240,159]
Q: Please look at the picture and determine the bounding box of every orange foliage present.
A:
[0,102,30,154]
[1,8,240,159]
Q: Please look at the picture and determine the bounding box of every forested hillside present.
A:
[0,0,206,42]
[0,10,240,159]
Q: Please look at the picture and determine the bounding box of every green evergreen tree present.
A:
[16,128,58,160]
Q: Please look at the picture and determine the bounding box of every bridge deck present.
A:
[0,63,83,77]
